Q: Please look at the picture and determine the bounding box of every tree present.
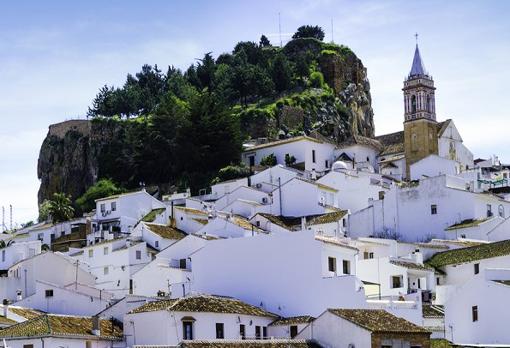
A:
[259,35,271,47]
[309,71,325,88]
[211,164,250,184]
[292,25,325,41]
[87,85,117,117]
[271,53,292,94]
[285,154,296,166]
[38,200,52,222]
[260,153,277,166]
[196,52,217,91]
[75,179,125,214]
[47,193,75,224]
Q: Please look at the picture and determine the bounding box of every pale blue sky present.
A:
[1,0,509,225]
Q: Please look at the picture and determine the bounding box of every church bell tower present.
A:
[403,40,438,178]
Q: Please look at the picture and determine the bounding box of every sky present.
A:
[0,0,509,227]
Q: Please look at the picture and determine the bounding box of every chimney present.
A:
[301,216,307,231]
[92,315,101,336]
[2,299,8,317]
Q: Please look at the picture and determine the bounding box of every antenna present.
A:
[331,18,334,43]
[415,32,419,45]
[278,12,282,47]
[9,205,12,232]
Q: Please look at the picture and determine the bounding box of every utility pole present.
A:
[278,12,282,47]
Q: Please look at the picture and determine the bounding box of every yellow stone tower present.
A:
[403,42,438,178]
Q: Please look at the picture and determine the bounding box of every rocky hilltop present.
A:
[38,37,375,206]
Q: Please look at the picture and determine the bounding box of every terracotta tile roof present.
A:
[9,307,44,320]
[390,259,434,272]
[0,316,16,326]
[426,239,510,268]
[256,213,302,230]
[180,340,322,347]
[129,295,276,318]
[376,131,404,156]
[328,309,430,334]
[141,208,166,223]
[175,206,208,216]
[144,223,187,240]
[445,218,490,231]
[243,135,324,152]
[269,316,315,326]
[308,211,348,225]
[422,305,444,318]
[228,215,265,233]
[0,314,123,340]
[337,135,383,151]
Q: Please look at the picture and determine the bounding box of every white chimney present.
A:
[92,315,101,336]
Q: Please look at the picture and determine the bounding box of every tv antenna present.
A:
[278,12,283,47]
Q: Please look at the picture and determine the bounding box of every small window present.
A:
[328,257,336,273]
[100,203,105,212]
[325,160,329,168]
[239,324,246,339]
[1,250,5,262]
[436,277,440,286]
[45,289,54,298]
[111,202,117,211]
[290,325,298,338]
[263,326,267,338]
[312,150,316,163]
[37,233,44,241]
[183,321,194,340]
[342,260,351,275]
[88,249,94,258]
[391,275,403,288]
[487,204,493,217]
[23,345,34,348]
[155,241,159,248]
[249,156,255,167]
[431,204,437,215]
[136,250,142,260]
[342,219,346,228]
[215,323,224,339]
[103,247,109,255]
[256,221,260,227]
[180,259,187,269]
[255,325,261,339]
[472,305,478,322]
[366,156,370,162]
[474,263,480,275]
[103,266,109,275]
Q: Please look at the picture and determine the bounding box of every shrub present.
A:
[309,71,324,88]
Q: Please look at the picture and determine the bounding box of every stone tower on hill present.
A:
[403,43,438,177]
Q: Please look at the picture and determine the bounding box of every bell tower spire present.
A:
[403,37,439,178]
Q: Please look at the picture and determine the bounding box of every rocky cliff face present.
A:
[37,45,376,205]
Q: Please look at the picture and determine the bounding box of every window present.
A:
[328,257,336,273]
[342,219,346,228]
[216,323,224,339]
[342,260,351,275]
[312,150,316,163]
[23,345,34,348]
[1,250,5,262]
[255,325,261,339]
[436,277,440,286]
[183,321,194,340]
[411,95,417,113]
[155,241,159,248]
[391,275,403,289]
[263,326,267,338]
[417,278,421,289]
[487,204,493,217]
[37,233,44,241]
[431,204,437,215]
[136,250,142,260]
[129,279,133,295]
[179,259,187,269]
[239,324,246,339]
[88,249,94,258]
[103,247,109,255]
[100,203,105,212]
[45,289,54,298]
[325,160,329,168]
[50,234,55,242]
[249,156,255,167]
[239,324,246,340]
[472,305,478,322]
[474,263,480,275]
[290,325,298,338]
[111,202,117,211]
[103,266,109,275]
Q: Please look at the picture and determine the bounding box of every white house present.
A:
[410,154,460,181]
[195,214,265,239]
[0,240,41,271]
[124,294,277,347]
[2,252,95,302]
[173,206,210,234]
[15,280,114,316]
[242,135,336,174]
[191,231,366,317]
[69,238,152,299]
[0,314,123,348]
[132,221,187,251]
[444,268,510,346]
[267,316,315,339]
[131,234,208,298]
[91,189,166,242]
[297,308,431,348]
